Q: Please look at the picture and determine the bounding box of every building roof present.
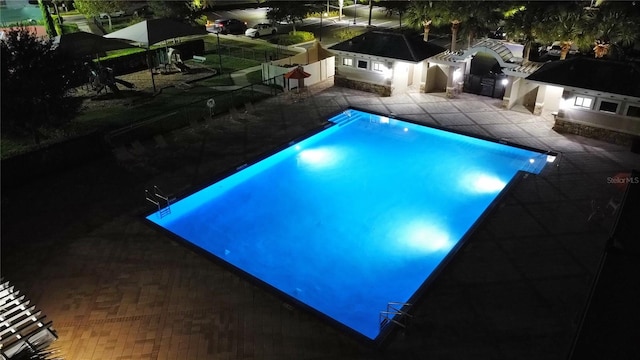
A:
[329,31,446,63]
[526,57,640,98]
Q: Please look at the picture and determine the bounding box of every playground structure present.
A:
[85,61,135,95]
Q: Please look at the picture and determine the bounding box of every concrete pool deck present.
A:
[2,79,639,359]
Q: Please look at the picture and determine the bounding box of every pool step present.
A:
[331,111,361,127]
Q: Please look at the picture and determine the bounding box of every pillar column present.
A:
[501,76,514,109]
[446,65,457,98]
[533,85,547,115]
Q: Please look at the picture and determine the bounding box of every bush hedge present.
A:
[269,31,315,46]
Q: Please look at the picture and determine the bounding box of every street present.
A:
[207,5,408,45]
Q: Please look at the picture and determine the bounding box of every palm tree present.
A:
[437,0,488,52]
[590,4,639,59]
[539,9,584,60]
[502,2,546,62]
[457,1,502,48]
[443,1,469,52]
[450,19,461,52]
[405,1,447,42]
[593,40,610,58]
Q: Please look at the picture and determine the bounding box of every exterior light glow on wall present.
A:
[453,68,462,81]
[559,98,568,110]
[383,66,392,79]
[501,78,509,86]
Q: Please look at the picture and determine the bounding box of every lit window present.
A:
[626,105,640,118]
[599,100,618,113]
[342,58,353,66]
[372,62,385,72]
[574,96,593,109]
[358,60,368,69]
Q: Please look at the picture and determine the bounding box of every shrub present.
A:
[290,31,315,42]
[60,22,79,34]
[306,10,340,18]
[194,15,208,26]
[269,31,315,46]
[336,28,362,41]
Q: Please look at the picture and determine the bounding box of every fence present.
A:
[204,41,293,63]
[262,57,335,91]
[105,75,288,145]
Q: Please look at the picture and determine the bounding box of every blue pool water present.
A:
[147,109,549,340]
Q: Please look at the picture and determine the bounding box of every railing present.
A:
[104,75,287,146]
[0,280,58,358]
[204,43,294,62]
[145,186,173,218]
[379,302,413,330]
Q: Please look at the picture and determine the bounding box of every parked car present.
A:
[208,19,247,35]
[99,10,125,19]
[245,23,277,38]
[545,41,579,57]
[488,27,506,40]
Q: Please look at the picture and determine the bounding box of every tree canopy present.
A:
[1,27,82,143]
[73,0,121,17]
[401,0,639,59]
[266,1,309,33]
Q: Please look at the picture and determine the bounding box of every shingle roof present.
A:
[526,57,640,98]
[328,31,446,62]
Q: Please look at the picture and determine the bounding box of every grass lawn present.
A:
[1,36,276,159]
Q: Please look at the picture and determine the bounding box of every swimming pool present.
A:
[146,109,551,341]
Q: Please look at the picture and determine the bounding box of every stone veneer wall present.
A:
[553,118,636,147]
[334,76,392,97]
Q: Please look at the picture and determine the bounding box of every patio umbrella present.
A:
[54,31,137,58]
[104,18,208,47]
[104,19,208,91]
[284,66,311,91]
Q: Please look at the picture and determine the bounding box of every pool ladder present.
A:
[379,302,413,330]
[146,186,172,218]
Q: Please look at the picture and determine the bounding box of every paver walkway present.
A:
[2,79,639,359]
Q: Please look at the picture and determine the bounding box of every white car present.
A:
[546,41,579,57]
[99,10,125,19]
[245,23,277,38]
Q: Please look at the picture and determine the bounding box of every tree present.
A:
[1,27,81,144]
[442,1,466,52]
[503,2,547,61]
[39,0,57,37]
[266,1,308,33]
[405,1,449,42]
[148,0,196,21]
[589,2,639,59]
[73,0,119,17]
[74,0,120,29]
[529,2,587,60]
[379,0,410,28]
[545,11,584,60]
[457,1,502,48]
